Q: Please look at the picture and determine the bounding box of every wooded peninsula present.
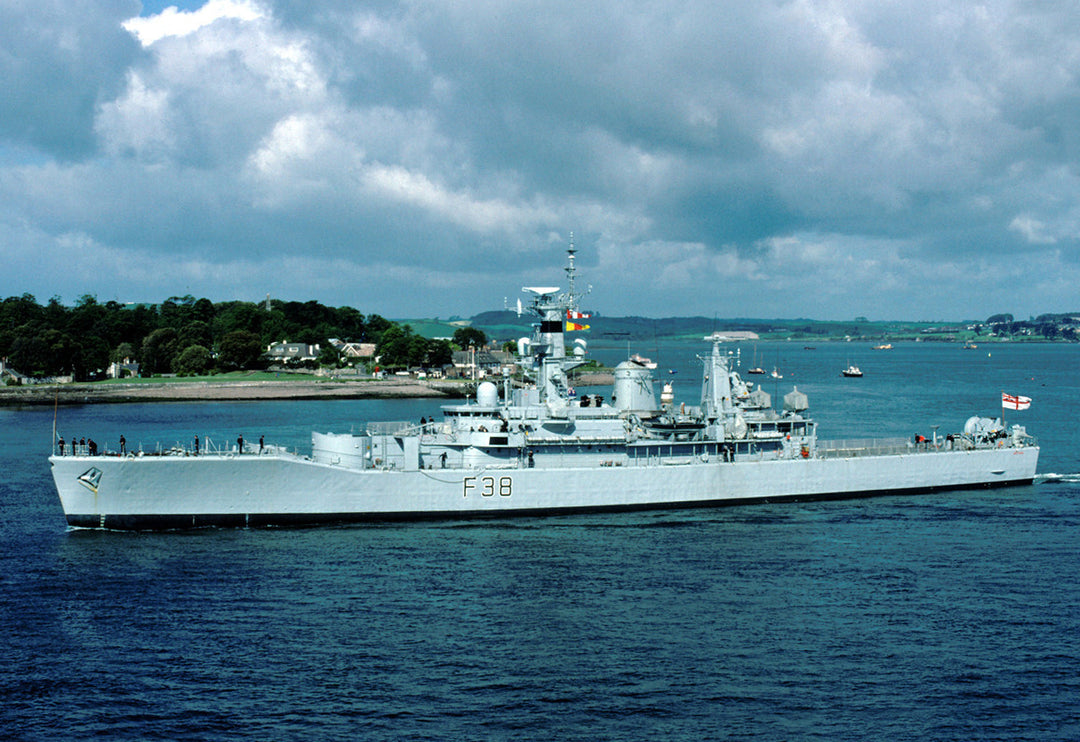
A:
[1,293,1076,390]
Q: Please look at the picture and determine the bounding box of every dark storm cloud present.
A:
[1,0,1079,320]
[0,0,142,160]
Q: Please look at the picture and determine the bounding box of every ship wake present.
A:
[1037,473,1080,484]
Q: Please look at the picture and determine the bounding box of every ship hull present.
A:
[50,445,1039,530]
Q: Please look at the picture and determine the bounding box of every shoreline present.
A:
[0,372,617,406]
[0,379,471,406]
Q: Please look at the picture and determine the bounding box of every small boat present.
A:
[746,344,765,374]
[842,364,863,377]
[770,367,783,379]
[874,344,892,350]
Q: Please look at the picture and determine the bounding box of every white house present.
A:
[266,341,321,363]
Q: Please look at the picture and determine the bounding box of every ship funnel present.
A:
[612,361,658,414]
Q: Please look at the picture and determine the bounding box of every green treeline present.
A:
[0,294,485,381]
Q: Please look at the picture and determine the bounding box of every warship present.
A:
[50,247,1039,529]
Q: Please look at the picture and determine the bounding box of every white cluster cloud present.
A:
[122,0,262,46]
[1,0,1079,320]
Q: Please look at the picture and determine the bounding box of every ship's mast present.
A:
[521,237,589,407]
[565,232,576,314]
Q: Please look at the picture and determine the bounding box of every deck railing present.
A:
[817,437,917,458]
[366,421,415,436]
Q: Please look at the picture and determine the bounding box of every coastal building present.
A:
[328,338,376,359]
[107,357,140,379]
[450,349,514,379]
[266,341,321,364]
[0,359,27,385]
[703,331,760,342]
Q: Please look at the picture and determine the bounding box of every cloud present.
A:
[123,0,263,46]
[1,0,1079,322]
[1009,215,1056,245]
[0,0,141,159]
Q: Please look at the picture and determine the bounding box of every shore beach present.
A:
[0,372,615,406]
[0,379,467,406]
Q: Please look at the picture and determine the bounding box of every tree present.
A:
[174,345,212,376]
[317,345,341,368]
[427,339,454,367]
[0,294,43,331]
[70,295,108,339]
[74,335,110,380]
[377,324,435,368]
[214,301,264,339]
[336,306,366,339]
[8,333,49,376]
[141,328,179,375]
[38,329,80,378]
[376,324,412,368]
[192,298,215,324]
[178,320,212,350]
[1037,322,1059,340]
[217,330,263,371]
[407,334,430,367]
[111,342,137,363]
[452,326,487,349]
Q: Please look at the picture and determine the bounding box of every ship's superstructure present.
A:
[49,246,1039,529]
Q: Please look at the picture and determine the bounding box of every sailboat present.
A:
[747,344,765,375]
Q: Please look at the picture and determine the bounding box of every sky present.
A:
[2,0,1079,322]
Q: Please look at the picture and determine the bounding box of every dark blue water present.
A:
[3,343,1079,740]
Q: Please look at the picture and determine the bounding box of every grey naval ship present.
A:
[50,247,1039,530]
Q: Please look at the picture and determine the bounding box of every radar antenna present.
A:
[565,232,576,309]
[563,231,590,312]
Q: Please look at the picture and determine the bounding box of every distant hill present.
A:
[402,311,1080,344]
[397,319,462,339]
[463,311,942,343]
[465,310,778,341]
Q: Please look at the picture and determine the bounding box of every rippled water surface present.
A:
[3,342,1079,740]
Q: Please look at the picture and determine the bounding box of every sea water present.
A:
[2,342,1079,740]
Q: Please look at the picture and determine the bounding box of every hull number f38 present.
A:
[463,476,513,498]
